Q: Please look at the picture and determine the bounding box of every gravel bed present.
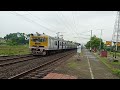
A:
[0,50,75,79]
[0,54,32,61]
[0,56,36,65]
[20,51,76,79]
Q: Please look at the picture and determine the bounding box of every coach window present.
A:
[55,41,57,45]
[62,42,63,45]
[60,42,61,46]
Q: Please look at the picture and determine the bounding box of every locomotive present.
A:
[29,33,78,55]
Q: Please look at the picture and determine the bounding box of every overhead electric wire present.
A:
[57,11,93,42]
[57,11,77,38]
[71,12,91,39]
[56,12,74,32]
[56,11,77,39]
[79,30,91,34]
[59,12,92,39]
[80,37,90,39]
[26,11,59,32]
[10,12,37,24]
[10,11,93,42]
[10,11,77,41]
[79,34,91,36]
[10,11,57,34]
[52,11,65,25]
[60,11,90,39]
[74,36,90,39]
[71,11,79,35]
[26,11,68,37]
[27,11,68,38]
[59,12,77,35]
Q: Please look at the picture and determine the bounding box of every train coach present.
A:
[29,33,78,55]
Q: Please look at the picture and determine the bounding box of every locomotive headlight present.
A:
[35,42,41,45]
[40,49,43,52]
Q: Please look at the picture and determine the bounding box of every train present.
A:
[29,33,78,55]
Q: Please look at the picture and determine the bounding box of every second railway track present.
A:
[0,54,32,61]
[8,51,75,79]
[0,50,76,79]
[0,55,40,67]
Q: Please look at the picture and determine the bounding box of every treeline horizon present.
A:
[0,32,31,46]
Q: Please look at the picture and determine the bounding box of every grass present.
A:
[108,51,120,57]
[112,69,120,76]
[66,50,84,70]
[0,45,30,56]
[94,52,120,77]
[67,60,80,69]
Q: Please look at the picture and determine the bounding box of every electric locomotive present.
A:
[29,33,77,55]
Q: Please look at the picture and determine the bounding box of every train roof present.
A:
[30,33,78,44]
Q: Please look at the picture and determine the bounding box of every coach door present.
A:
[62,42,63,49]
[58,40,59,49]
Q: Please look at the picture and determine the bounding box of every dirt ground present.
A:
[51,52,91,79]
[50,49,119,79]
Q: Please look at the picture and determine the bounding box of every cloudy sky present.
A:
[0,11,117,44]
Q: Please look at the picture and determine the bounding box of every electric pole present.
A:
[56,32,65,39]
[99,29,103,52]
[90,30,92,52]
[56,32,60,38]
[112,11,120,59]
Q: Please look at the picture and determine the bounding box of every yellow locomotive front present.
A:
[29,34,48,55]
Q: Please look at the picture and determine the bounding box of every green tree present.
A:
[4,33,29,45]
[85,35,104,50]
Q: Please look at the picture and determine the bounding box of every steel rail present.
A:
[8,52,73,79]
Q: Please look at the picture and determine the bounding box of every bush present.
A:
[106,47,111,51]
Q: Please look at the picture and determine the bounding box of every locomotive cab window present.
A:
[32,37,47,42]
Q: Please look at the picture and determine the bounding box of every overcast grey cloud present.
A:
[0,11,117,44]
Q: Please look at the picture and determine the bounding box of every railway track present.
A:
[0,54,32,61]
[0,56,40,67]
[8,51,75,79]
[0,52,66,67]
[0,50,75,79]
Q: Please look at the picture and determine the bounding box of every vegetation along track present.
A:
[8,50,76,79]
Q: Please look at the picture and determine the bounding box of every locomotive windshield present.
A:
[32,37,47,42]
